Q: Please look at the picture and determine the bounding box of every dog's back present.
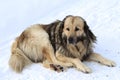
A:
[9,24,52,72]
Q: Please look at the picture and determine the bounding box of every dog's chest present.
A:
[67,42,87,60]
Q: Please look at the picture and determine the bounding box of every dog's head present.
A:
[62,15,96,45]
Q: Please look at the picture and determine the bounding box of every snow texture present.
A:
[0,0,120,80]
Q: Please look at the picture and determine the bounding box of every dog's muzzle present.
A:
[68,36,86,44]
[68,37,77,44]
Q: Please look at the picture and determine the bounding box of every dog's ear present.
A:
[84,21,96,42]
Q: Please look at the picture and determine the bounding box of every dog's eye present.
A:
[66,28,70,31]
[75,27,79,31]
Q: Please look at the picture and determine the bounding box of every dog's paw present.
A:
[76,65,92,73]
[50,64,65,72]
[100,59,116,67]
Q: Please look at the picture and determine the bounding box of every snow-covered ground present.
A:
[0,0,120,80]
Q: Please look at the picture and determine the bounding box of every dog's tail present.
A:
[9,38,32,73]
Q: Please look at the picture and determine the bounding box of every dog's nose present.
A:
[68,37,74,44]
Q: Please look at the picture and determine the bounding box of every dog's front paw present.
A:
[100,59,116,67]
[76,64,92,73]
[50,64,65,72]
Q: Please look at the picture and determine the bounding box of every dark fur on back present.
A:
[43,20,65,52]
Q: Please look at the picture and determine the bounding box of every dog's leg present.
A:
[88,53,116,67]
[42,45,73,68]
[56,52,91,73]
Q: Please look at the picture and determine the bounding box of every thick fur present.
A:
[9,15,116,73]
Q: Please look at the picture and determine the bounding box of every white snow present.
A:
[0,0,120,80]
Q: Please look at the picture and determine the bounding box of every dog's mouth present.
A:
[68,37,77,45]
[67,36,86,45]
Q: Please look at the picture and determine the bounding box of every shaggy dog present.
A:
[9,15,116,73]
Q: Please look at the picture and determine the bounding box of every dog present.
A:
[9,15,116,73]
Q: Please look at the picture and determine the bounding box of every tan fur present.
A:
[66,42,87,60]
[63,16,85,39]
[88,53,116,66]
[9,15,116,73]
[9,39,32,72]
[56,51,91,73]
